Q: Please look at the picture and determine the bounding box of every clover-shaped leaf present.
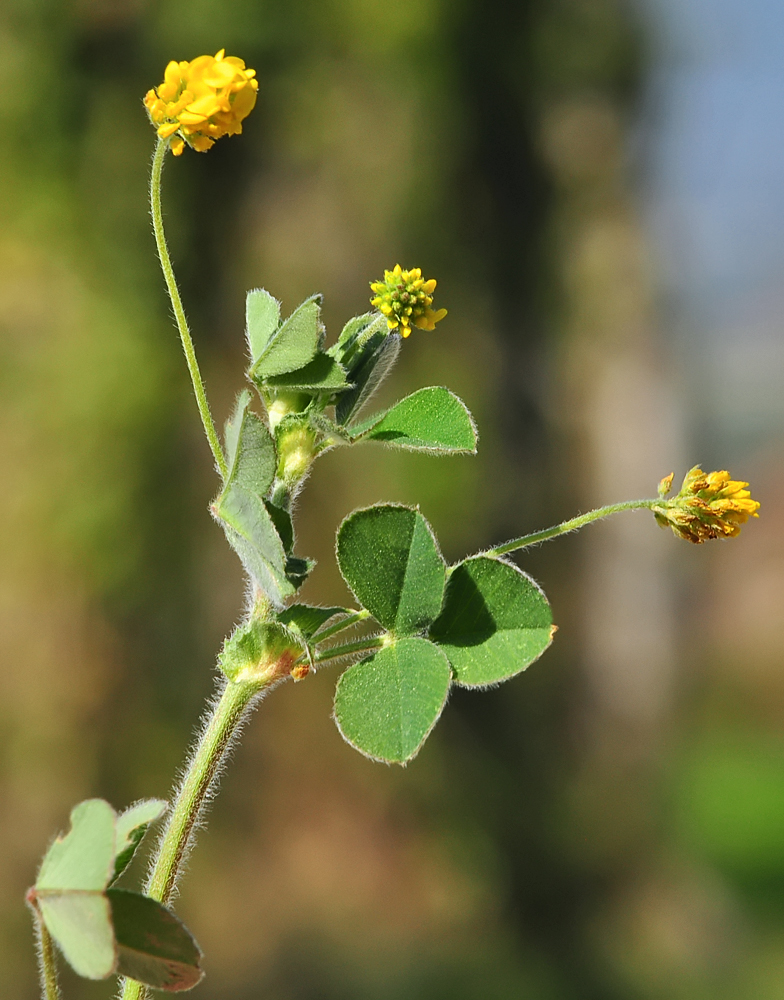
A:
[429,555,555,687]
[31,799,202,991]
[337,504,446,635]
[332,508,557,764]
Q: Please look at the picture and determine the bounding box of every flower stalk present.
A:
[488,499,660,558]
[150,138,228,479]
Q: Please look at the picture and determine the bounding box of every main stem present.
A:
[487,499,659,558]
[119,677,262,1000]
[150,138,228,479]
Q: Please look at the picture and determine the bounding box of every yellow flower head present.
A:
[144,50,258,155]
[653,466,760,543]
[369,265,447,338]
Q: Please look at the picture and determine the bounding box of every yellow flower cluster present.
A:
[144,50,258,156]
[370,265,447,339]
[654,466,760,543]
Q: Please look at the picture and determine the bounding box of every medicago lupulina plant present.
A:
[26,50,761,1000]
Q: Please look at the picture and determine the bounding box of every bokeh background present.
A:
[2,0,783,997]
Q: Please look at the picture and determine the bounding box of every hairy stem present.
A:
[33,914,61,1000]
[487,499,659,558]
[150,138,228,479]
[312,636,386,666]
[118,676,263,1000]
[309,609,370,645]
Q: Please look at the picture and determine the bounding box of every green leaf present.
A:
[284,554,316,591]
[111,800,167,885]
[262,502,315,590]
[38,893,116,980]
[262,352,351,392]
[335,324,400,425]
[214,486,295,605]
[214,400,291,603]
[334,637,451,764]
[332,311,376,352]
[108,889,203,992]
[337,505,446,635]
[223,400,276,496]
[246,288,281,365]
[37,799,116,892]
[278,605,349,639]
[350,387,477,453]
[32,799,199,987]
[249,295,322,380]
[35,799,118,979]
[224,390,251,468]
[265,500,294,552]
[428,556,554,688]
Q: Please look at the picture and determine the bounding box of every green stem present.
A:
[310,609,370,645]
[118,676,263,1000]
[487,499,658,558]
[150,138,228,480]
[312,636,385,666]
[34,914,61,1000]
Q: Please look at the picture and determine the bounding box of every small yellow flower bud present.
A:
[652,466,760,543]
[144,50,258,155]
[369,265,447,338]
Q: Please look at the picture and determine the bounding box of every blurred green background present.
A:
[2,0,783,997]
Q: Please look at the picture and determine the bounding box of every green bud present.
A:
[218,619,305,684]
[266,392,311,432]
[276,418,318,487]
